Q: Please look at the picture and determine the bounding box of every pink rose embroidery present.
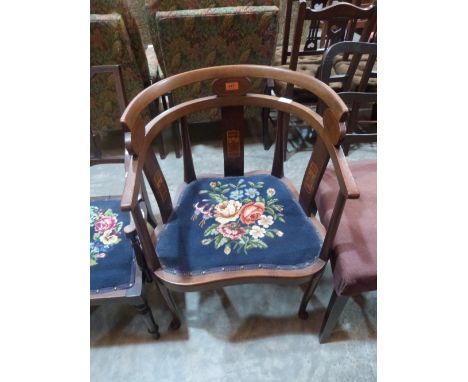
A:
[217,223,246,240]
[95,215,117,232]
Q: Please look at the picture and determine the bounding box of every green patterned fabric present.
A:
[154,5,279,121]
[91,0,151,85]
[90,14,148,136]
[154,0,279,11]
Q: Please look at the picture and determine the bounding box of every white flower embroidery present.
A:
[257,215,274,228]
[276,230,284,237]
[214,200,242,224]
[250,225,266,239]
[224,246,231,255]
[267,188,276,197]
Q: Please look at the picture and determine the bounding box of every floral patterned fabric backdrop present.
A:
[91,0,151,83]
[153,5,278,122]
[90,14,149,137]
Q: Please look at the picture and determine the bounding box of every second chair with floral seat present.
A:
[119,64,359,330]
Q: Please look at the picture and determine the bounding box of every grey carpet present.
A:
[90,139,377,382]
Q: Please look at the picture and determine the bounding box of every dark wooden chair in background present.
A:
[305,42,377,342]
[90,65,161,339]
[119,64,360,331]
[263,0,376,158]
[319,40,376,155]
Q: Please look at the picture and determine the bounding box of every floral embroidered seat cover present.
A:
[156,174,323,275]
[90,198,135,292]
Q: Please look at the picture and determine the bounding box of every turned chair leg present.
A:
[133,297,160,339]
[298,268,325,320]
[319,290,349,343]
[155,280,182,330]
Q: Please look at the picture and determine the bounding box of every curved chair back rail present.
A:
[120,64,359,289]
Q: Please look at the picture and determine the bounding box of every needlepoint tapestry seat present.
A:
[90,198,135,292]
[156,175,323,276]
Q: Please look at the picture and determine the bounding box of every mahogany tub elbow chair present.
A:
[119,64,361,336]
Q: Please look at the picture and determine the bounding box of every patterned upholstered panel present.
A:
[90,14,147,136]
[91,0,151,84]
[334,54,377,91]
[126,0,154,47]
[156,175,322,275]
[154,5,278,121]
[154,0,279,11]
[90,198,136,292]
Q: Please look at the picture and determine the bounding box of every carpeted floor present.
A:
[90,135,377,382]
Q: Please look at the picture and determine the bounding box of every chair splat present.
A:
[143,147,173,223]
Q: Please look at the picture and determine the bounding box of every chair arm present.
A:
[330,144,360,200]
[121,155,142,212]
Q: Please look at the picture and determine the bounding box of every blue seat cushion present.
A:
[156,175,323,275]
[90,198,135,292]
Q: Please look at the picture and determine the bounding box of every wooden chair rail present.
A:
[121,65,348,134]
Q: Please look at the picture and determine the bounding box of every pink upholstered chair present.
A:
[309,41,377,343]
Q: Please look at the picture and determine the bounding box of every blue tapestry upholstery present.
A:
[90,198,135,292]
[156,175,323,275]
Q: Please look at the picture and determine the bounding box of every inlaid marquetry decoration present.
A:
[304,162,318,194]
[226,130,241,159]
[212,77,251,97]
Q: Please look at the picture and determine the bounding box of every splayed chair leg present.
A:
[319,290,348,343]
[155,280,182,330]
[133,297,160,339]
[298,268,325,320]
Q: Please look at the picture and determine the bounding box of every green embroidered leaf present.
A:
[220,184,230,189]
[265,206,276,216]
[264,231,275,239]
[242,198,252,204]
[204,223,218,236]
[199,190,208,194]
[273,205,284,211]
[90,258,97,266]
[251,239,268,249]
[221,189,230,194]
[209,192,226,202]
[93,233,100,241]
[215,235,229,249]
[104,208,113,216]
[278,216,286,223]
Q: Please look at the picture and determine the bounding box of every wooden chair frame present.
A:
[263,0,376,157]
[319,40,377,155]
[120,64,359,325]
[90,64,162,338]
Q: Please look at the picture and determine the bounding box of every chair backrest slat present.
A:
[142,147,173,223]
[180,116,197,183]
[221,106,245,176]
[299,136,330,215]
[289,0,376,71]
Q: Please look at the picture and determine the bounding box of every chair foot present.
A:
[148,328,161,340]
[298,269,325,319]
[170,318,181,331]
[155,280,182,329]
[298,309,309,320]
[319,290,348,344]
[134,299,160,339]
